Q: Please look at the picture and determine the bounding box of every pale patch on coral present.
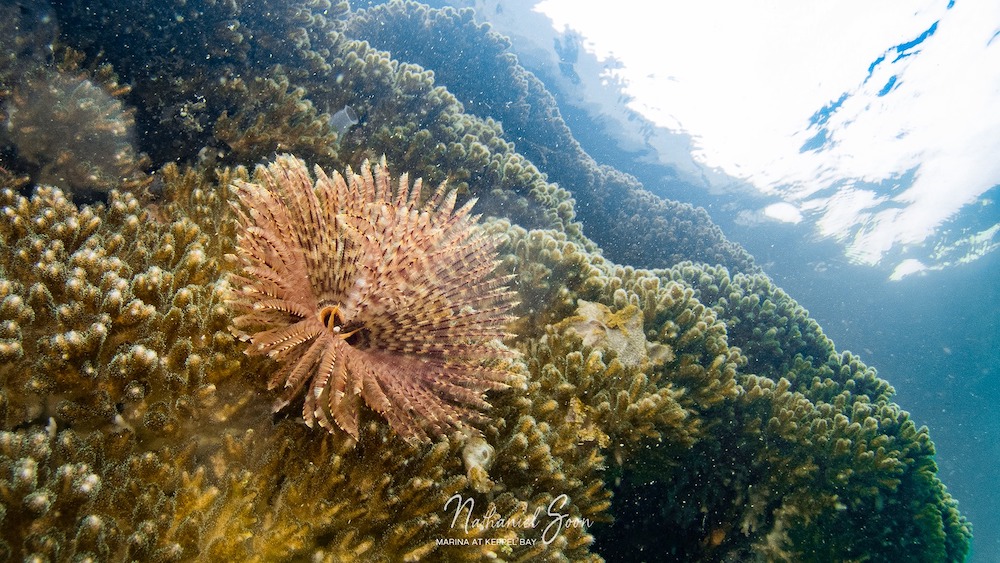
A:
[561,299,673,369]
[461,434,495,493]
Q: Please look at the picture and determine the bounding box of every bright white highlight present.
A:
[533,0,1000,275]
[890,259,928,281]
[763,203,803,224]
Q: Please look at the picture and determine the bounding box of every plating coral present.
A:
[228,155,517,442]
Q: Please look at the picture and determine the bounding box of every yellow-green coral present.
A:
[0,160,758,561]
[0,185,239,436]
[0,172,585,561]
[0,418,519,561]
[596,260,969,561]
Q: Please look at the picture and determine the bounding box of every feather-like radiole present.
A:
[227,155,517,442]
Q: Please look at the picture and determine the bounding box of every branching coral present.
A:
[592,261,970,562]
[228,155,518,442]
[600,266,742,414]
[0,184,241,437]
[48,0,582,240]
[347,0,757,274]
[0,414,530,561]
[666,262,895,402]
[519,324,694,468]
[1,48,149,197]
[493,222,605,339]
[0,166,586,562]
[323,38,581,237]
[211,72,341,166]
[735,372,970,561]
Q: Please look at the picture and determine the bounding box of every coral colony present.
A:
[0,0,970,561]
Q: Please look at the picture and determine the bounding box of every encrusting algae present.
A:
[0,0,971,561]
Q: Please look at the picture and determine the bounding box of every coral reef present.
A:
[0,172,540,561]
[590,261,971,561]
[0,0,971,562]
[47,0,581,239]
[46,0,351,167]
[211,72,341,166]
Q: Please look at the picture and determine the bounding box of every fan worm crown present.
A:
[228,154,517,442]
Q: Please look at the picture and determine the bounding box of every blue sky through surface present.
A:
[521,0,1000,280]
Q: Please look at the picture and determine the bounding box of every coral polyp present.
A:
[228,155,518,442]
